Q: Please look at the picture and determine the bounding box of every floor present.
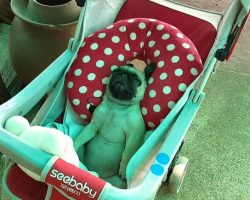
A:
[0,1,250,200]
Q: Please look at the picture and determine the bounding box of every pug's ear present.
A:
[144,63,156,83]
[126,63,134,67]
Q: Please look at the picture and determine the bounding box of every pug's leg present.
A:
[119,127,145,179]
[74,122,97,151]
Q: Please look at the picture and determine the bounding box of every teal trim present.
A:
[193,58,217,103]
[45,186,53,200]
[40,156,58,182]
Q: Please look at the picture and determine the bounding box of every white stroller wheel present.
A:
[168,156,189,193]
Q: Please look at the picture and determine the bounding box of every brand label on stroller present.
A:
[45,158,106,200]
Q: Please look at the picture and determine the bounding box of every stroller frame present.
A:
[0,0,249,199]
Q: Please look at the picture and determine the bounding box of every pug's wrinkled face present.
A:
[107,64,150,105]
[109,68,142,101]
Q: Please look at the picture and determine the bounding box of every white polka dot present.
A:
[80,114,87,120]
[82,55,90,63]
[153,104,161,112]
[86,104,91,110]
[175,68,183,76]
[156,24,164,30]
[162,33,170,40]
[130,32,137,40]
[148,40,155,48]
[154,50,160,57]
[90,43,98,50]
[187,54,195,61]
[139,22,146,29]
[118,54,125,61]
[112,36,120,43]
[148,122,155,128]
[88,73,96,81]
[119,26,126,32]
[142,107,147,115]
[128,19,135,23]
[133,52,137,57]
[147,31,152,37]
[163,86,171,94]
[170,25,177,30]
[96,60,105,68]
[179,83,187,91]
[182,43,190,49]
[149,19,156,22]
[102,77,109,84]
[149,90,156,98]
[171,56,180,63]
[73,99,80,106]
[98,33,106,38]
[158,61,165,68]
[104,48,113,55]
[167,44,175,51]
[125,43,130,51]
[140,42,145,48]
[67,81,73,89]
[160,72,168,80]
[79,86,87,94]
[87,33,93,38]
[177,33,184,38]
[107,24,114,29]
[168,101,176,109]
[148,77,154,84]
[74,69,82,76]
[191,68,198,76]
[111,65,118,71]
[81,42,85,47]
[94,90,102,97]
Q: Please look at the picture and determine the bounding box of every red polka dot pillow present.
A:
[66,18,203,130]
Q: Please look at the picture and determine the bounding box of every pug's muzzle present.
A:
[109,69,142,101]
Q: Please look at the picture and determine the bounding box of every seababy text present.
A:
[50,169,97,199]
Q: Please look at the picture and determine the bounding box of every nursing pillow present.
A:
[66,18,203,129]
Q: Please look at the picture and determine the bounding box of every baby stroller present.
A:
[0,0,249,199]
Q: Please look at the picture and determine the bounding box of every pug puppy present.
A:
[74,63,155,188]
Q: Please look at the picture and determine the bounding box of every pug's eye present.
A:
[135,78,142,86]
[131,74,141,86]
[112,68,122,74]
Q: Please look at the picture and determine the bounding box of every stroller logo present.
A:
[50,169,97,199]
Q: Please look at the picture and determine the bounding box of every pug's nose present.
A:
[114,83,125,93]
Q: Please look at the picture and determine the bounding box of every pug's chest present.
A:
[97,111,127,143]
